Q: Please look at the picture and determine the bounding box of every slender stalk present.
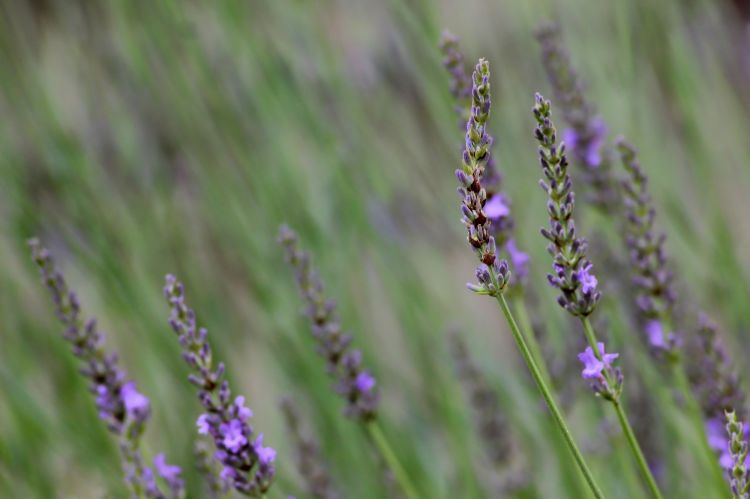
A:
[496,294,605,499]
[581,318,663,499]
[512,298,553,388]
[366,421,419,499]
[671,363,727,490]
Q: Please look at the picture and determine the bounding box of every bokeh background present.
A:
[2,0,750,497]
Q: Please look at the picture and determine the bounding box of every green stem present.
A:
[496,294,605,499]
[613,400,663,499]
[672,363,727,490]
[367,421,419,499]
[581,318,663,499]
[512,297,554,388]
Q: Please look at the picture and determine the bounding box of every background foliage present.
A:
[2,0,750,497]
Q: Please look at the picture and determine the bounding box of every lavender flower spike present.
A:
[277,226,379,421]
[163,275,275,497]
[455,58,511,296]
[533,93,601,317]
[439,31,472,124]
[725,410,750,498]
[280,398,339,499]
[535,22,618,212]
[29,239,182,499]
[449,333,528,494]
[440,35,528,283]
[616,138,678,355]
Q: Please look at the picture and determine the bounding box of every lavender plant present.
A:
[29,239,184,499]
[617,139,732,485]
[725,410,750,498]
[448,333,528,494]
[280,398,339,499]
[440,31,528,281]
[616,139,679,355]
[163,275,275,497]
[454,58,604,498]
[532,94,662,498]
[277,225,417,499]
[535,22,618,212]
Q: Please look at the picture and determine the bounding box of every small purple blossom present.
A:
[154,453,184,496]
[220,419,248,453]
[644,320,666,349]
[121,381,150,421]
[562,117,606,168]
[235,396,253,421]
[577,342,622,400]
[484,194,510,220]
[578,343,618,380]
[506,239,530,284]
[254,434,277,466]
[355,372,376,393]
[197,414,210,435]
[576,263,598,295]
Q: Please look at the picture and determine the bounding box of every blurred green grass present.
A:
[1,0,750,497]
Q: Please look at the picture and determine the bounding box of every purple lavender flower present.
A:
[454,59,511,296]
[533,93,601,317]
[440,36,526,273]
[29,239,182,499]
[280,398,339,499]
[577,342,622,400]
[277,226,379,421]
[154,454,185,497]
[616,138,679,355]
[725,410,750,497]
[163,275,275,497]
[506,239,530,285]
[535,22,618,212]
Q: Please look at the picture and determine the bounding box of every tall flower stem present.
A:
[672,363,728,489]
[512,298,553,388]
[496,293,605,499]
[366,421,419,499]
[581,318,663,499]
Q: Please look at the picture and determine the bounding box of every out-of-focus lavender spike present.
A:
[195,440,230,498]
[29,239,181,499]
[616,138,679,356]
[277,226,379,421]
[280,398,339,499]
[455,59,511,296]
[687,315,747,422]
[441,35,529,282]
[163,275,275,497]
[725,410,750,497]
[533,94,601,317]
[439,30,472,125]
[448,334,525,474]
[535,22,618,212]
